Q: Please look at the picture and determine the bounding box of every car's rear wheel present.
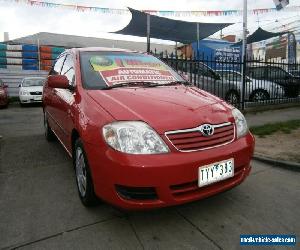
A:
[44,112,55,141]
[225,90,240,106]
[74,138,99,206]
[250,89,270,102]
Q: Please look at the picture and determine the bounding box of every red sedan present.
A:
[0,79,9,108]
[42,48,254,209]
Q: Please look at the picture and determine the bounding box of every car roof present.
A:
[69,47,139,53]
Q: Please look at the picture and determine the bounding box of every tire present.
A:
[250,89,270,102]
[74,138,99,206]
[44,112,55,141]
[225,90,240,106]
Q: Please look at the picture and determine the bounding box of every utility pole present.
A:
[256,13,260,28]
[241,0,247,110]
[196,23,200,59]
[146,14,150,53]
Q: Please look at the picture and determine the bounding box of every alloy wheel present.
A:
[75,147,87,197]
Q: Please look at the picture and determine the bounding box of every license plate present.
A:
[34,96,41,101]
[198,159,234,187]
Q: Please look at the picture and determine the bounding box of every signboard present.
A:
[90,55,177,86]
[214,47,241,71]
[265,36,287,60]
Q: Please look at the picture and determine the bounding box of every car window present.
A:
[221,72,241,82]
[196,64,216,78]
[50,55,66,75]
[178,62,216,78]
[61,54,75,86]
[248,67,265,78]
[268,67,289,79]
[80,51,184,89]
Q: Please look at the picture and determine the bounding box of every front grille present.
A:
[115,185,158,200]
[30,91,42,95]
[165,122,235,152]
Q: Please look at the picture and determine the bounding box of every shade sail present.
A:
[114,8,233,44]
[235,27,287,45]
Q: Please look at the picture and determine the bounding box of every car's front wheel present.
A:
[44,112,55,141]
[225,90,240,106]
[74,138,99,206]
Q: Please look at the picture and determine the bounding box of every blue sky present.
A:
[0,0,299,43]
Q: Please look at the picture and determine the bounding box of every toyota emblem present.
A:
[199,124,214,137]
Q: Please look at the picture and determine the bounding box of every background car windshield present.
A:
[23,78,45,87]
[80,51,184,89]
[222,72,242,81]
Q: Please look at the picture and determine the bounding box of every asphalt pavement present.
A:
[0,105,299,250]
[245,106,300,127]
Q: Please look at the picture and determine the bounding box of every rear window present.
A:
[177,61,215,78]
[22,78,45,87]
[247,67,265,78]
[80,51,183,89]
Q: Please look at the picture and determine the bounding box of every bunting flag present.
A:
[1,0,299,16]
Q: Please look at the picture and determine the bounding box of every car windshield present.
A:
[22,78,45,87]
[80,51,185,89]
[218,71,242,81]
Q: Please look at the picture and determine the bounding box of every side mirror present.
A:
[47,75,70,89]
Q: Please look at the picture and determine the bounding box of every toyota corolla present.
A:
[42,47,255,209]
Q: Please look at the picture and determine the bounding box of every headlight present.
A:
[20,90,29,95]
[232,108,248,138]
[103,121,169,154]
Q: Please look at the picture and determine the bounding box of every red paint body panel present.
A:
[0,82,9,107]
[43,48,255,209]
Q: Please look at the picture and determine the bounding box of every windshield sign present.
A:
[80,52,182,89]
[90,55,178,86]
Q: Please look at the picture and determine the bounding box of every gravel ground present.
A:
[254,128,300,163]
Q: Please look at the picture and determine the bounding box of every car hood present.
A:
[87,86,234,134]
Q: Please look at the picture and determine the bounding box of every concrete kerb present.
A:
[253,154,300,172]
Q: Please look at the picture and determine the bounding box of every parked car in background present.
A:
[43,47,254,209]
[216,70,285,102]
[19,77,45,105]
[246,65,300,98]
[0,78,9,108]
[174,60,241,105]
[288,69,300,77]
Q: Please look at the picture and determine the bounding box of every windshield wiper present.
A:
[102,81,158,90]
[102,81,191,90]
[149,81,191,87]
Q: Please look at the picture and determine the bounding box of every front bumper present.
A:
[84,132,255,210]
[19,94,42,103]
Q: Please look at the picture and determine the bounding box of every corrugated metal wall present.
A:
[0,69,48,97]
[0,43,65,71]
[0,43,65,97]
